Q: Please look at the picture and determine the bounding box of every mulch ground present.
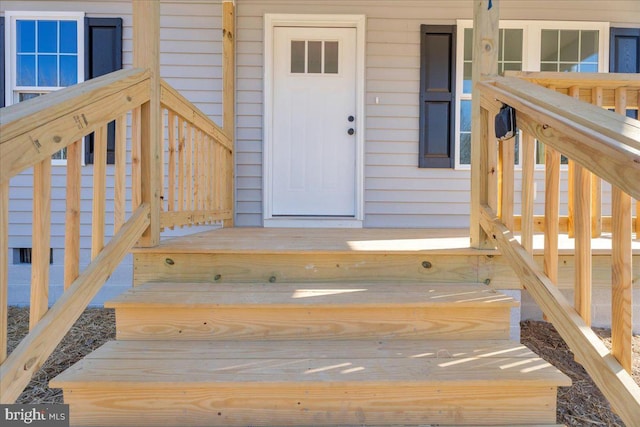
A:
[6,306,640,425]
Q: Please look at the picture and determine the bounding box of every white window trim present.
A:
[5,11,85,165]
[454,20,610,170]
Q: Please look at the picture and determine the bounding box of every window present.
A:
[290,40,339,74]
[455,21,609,169]
[5,12,84,163]
[3,13,123,165]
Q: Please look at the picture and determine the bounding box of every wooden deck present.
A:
[132,227,639,291]
[144,227,640,255]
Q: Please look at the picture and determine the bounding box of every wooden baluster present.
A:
[212,141,219,214]
[185,123,193,217]
[567,86,580,238]
[64,140,82,290]
[168,111,177,218]
[131,106,142,209]
[590,87,603,237]
[178,117,186,216]
[215,144,222,212]
[544,146,561,287]
[193,129,200,221]
[204,136,212,220]
[574,163,592,326]
[499,139,515,231]
[160,110,166,215]
[114,114,127,234]
[0,181,8,362]
[92,126,107,260]
[612,186,632,373]
[521,132,536,254]
[30,159,51,329]
[636,201,639,236]
[612,87,633,373]
[200,132,206,216]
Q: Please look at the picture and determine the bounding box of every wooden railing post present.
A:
[134,0,161,247]
[470,0,499,249]
[222,0,235,227]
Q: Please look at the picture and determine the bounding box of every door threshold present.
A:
[264,217,363,228]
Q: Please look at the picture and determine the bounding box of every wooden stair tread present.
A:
[106,282,519,308]
[51,339,571,388]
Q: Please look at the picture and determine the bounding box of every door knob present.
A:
[348,128,355,135]
[348,116,355,122]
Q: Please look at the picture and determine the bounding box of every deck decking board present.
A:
[109,282,515,341]
[79,339,540,360]
[59,385,560,426]
[52,339,567,426]
[107,282,518,307]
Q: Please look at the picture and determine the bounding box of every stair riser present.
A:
[62,385,558,426]
[114,306,512,340]
[133,253,487,286]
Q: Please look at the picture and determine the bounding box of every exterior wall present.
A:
[235,0,639,227]
[1,0,224,306]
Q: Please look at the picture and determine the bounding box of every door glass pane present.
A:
[291,41,305,73]
[308,41,322,73]
[541,62,558,72]
[324,41,339,74]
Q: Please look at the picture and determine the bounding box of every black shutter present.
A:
[610,27,639,119]
[1,17,5,108]
[84,17,123,164]
[419,25,456,168]
[610,27,640,73]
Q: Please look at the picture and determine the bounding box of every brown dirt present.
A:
[6,307,640,425]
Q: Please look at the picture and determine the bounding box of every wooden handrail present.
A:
[0,204,150,403]
[478,77,640,200]
[0,68,151,184]
[479,205,640,423]
[474,73,640,426]
[160,80,232,152]
[1,67,152,403]
[159,80,234,230]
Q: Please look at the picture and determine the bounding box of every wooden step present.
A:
[51,339,570,426]
[106,282,518,341]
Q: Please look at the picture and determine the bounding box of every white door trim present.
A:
[263,14,366,228]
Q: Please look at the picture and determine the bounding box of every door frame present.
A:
[263,14,366,228]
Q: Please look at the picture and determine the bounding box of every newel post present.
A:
[133,0,161,246]
[222,0,236,227]
[470,0,499,249]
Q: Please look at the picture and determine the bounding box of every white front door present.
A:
[271,26,357,217]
